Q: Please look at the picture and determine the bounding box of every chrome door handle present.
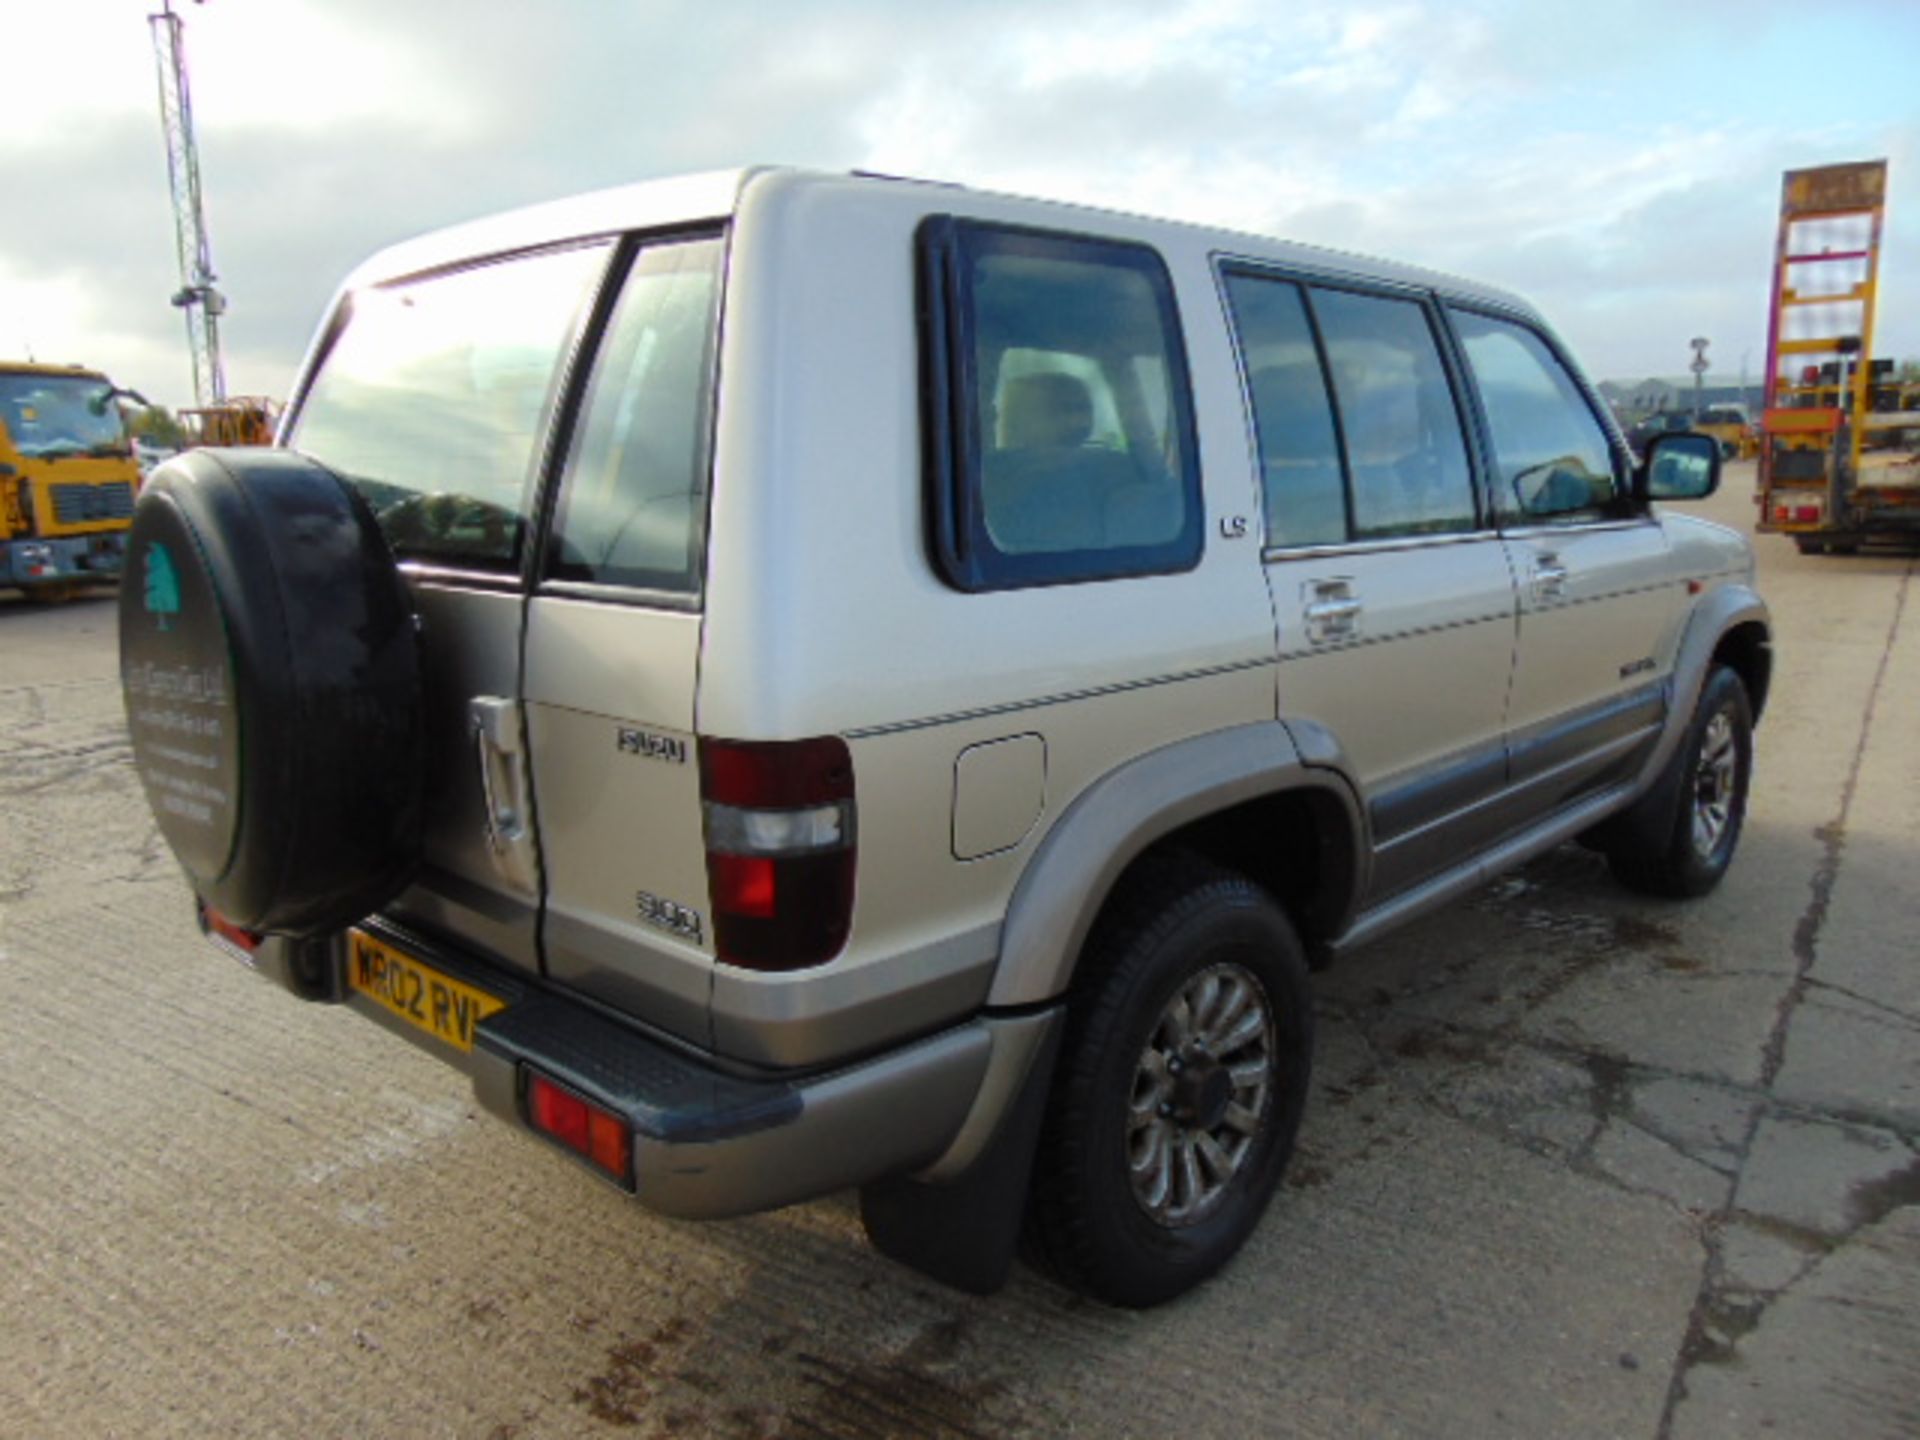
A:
[471,696,540,897]
[1304,580,1362,643]
[1530,549,1568,601]
[1305,597,1363,622]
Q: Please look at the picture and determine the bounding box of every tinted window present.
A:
[1310,288,1476,539]
[923,220,1202,589]
[548,237,722,593]
[1222,274,1346,547]
[1449,308,1620,522]
[291,243,610,567]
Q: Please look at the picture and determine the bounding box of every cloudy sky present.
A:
[6,0,1917,409]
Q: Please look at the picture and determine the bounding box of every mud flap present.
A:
[858,1020,1063,1295]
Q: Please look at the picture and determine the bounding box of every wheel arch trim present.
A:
[988,722,1365,1007]
[1638,584,1770,800]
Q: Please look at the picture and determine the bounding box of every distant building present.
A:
[1599,377,1760,419]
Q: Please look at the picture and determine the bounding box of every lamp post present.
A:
[1690,337,1710,421]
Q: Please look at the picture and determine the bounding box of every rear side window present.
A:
[547,236,723,593]
[1448,307,1621,523]
[1221,274,1347,547]
[290,242,611,568]
[921,219,1202,590]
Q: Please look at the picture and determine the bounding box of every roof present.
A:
[338,167,1532,318]
[0,362,111,380]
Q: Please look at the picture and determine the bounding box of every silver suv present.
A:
[119,168,1769,1307]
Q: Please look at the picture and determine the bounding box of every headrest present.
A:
[1001,371,1094,449]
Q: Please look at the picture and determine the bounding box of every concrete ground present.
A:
[1,466,1914,1439]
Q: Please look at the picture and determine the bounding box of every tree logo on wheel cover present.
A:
[143,542,181,631]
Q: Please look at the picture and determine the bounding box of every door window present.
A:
[1449,308,1622,524]
[548,236,723,594]
[1308,287,1477,539]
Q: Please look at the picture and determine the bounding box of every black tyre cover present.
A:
[119,448,424,935]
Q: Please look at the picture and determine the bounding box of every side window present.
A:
[290,242,611,568]
[1449,308,1621,523]
[922,219,1202,590]
[1221,273,1347,548]
[1308,287,1477,539]
[548,236,723,593]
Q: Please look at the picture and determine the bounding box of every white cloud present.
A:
[2,0,470,147]
[5,0,1917,407]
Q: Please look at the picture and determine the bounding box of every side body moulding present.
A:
[1327,582,1771,956]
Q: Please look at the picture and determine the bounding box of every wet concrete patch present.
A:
[1733,1116,1919,1237]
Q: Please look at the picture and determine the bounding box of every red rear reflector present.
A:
[203,904,262,953]
[531,1075,589,1149]
[527,1072,631,1184]
[1793,506,1821,523]
[588,1110,630,1177]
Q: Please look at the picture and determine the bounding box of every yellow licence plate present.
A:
[347,930,506,1053]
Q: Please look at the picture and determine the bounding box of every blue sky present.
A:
[5,0,1916,408]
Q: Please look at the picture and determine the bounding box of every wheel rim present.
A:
[1126,962,1276,1228]
[1691,709,1738,858]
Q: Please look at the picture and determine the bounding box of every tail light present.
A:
[526,1071,631,1184]
[700,736,855,971]
[1775,500,1824,525]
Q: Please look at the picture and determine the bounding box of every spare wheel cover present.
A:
[118,448,425,935]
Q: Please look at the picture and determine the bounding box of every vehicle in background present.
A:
[180,396,281,448]
[133,437,179,474]
[1757,159,1920,553]
[1,363,144,598]
[1694,406,1757,460]
[1628,407,1755,461]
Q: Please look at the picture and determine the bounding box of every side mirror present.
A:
[1639,430,1721,502]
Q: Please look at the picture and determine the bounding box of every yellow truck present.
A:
[0,362,146,597]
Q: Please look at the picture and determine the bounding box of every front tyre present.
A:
[1028,855,1313,1307]
[1608,665,1753,898]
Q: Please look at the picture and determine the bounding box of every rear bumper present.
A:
[224,913,1047,1220]
[3,532,126,585]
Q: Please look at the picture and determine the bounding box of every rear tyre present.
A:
[1027,854,1313,1307]
[1606,666,1753,899]
[118,449,425,934]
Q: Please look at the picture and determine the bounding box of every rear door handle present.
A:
[471,696,541,898]
[1304,579,1362,643]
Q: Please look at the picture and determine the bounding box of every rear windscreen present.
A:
[289,242,612,568]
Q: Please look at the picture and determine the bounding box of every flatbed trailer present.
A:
[1755,160,1920,552]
